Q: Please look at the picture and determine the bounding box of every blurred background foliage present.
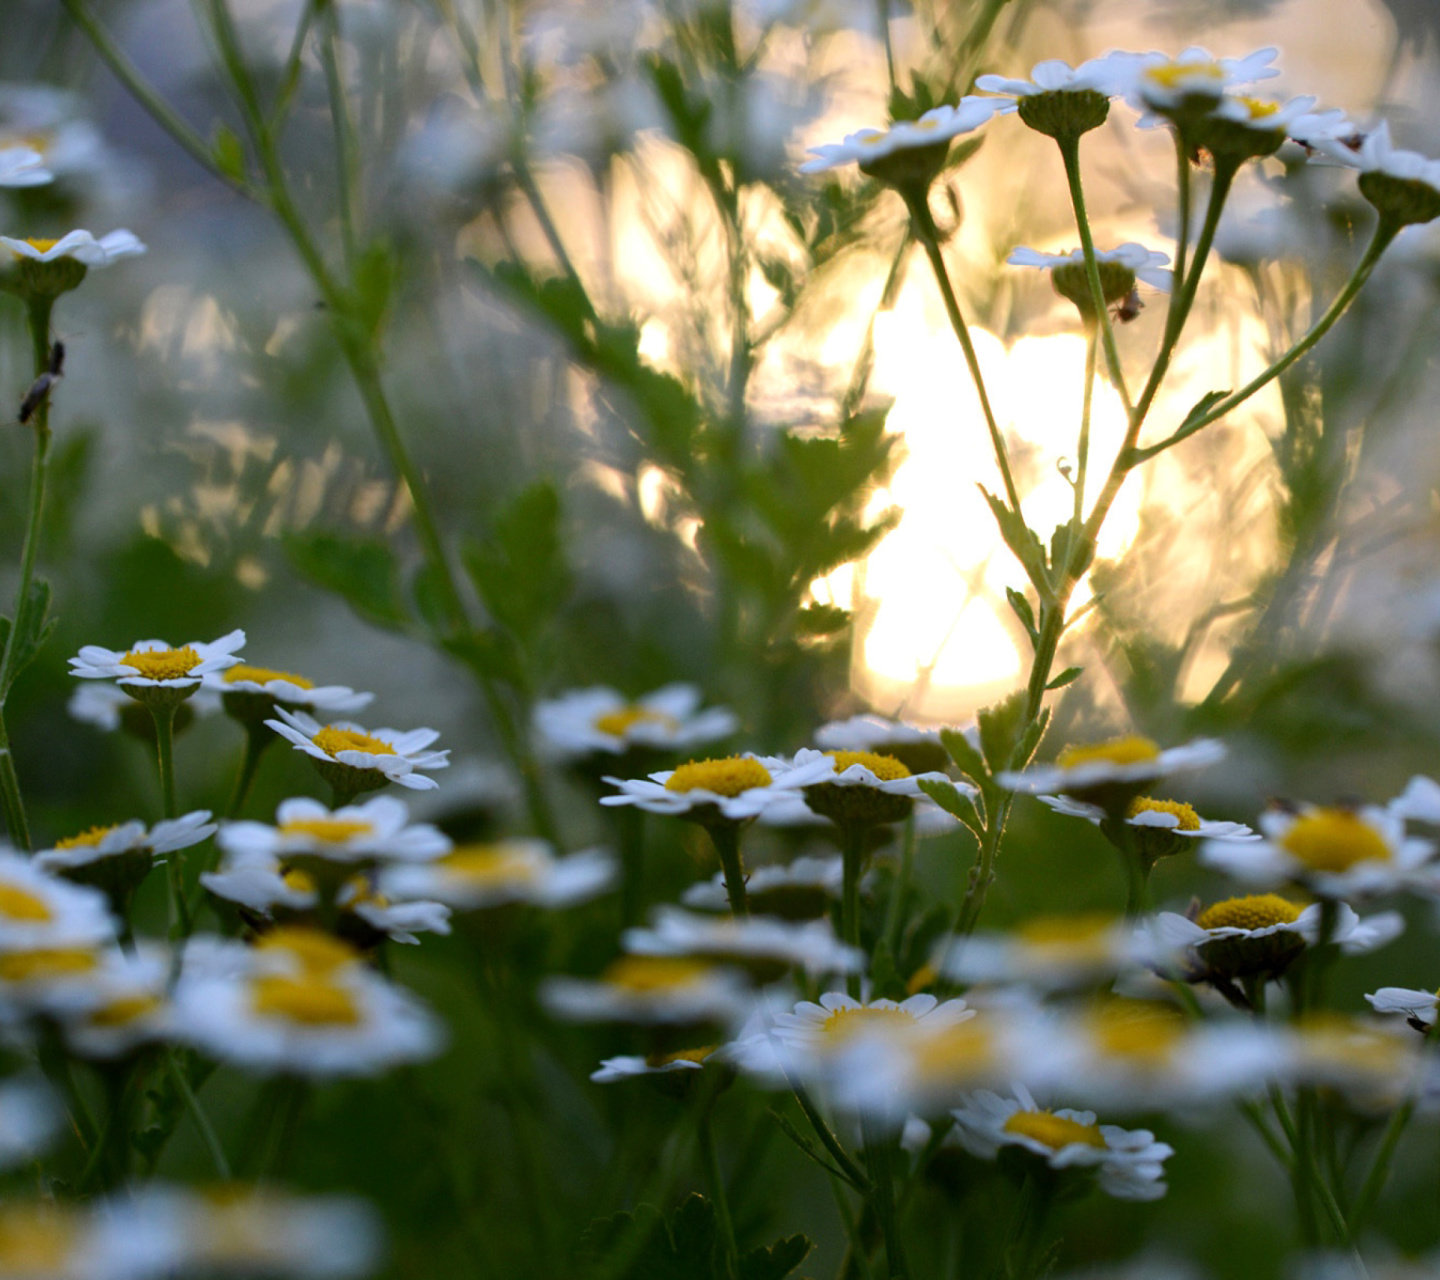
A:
[3,0,1440,1274]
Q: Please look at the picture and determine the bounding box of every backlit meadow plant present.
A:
[0,0,1438,1277]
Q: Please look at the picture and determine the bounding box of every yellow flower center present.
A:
[1145,60,1224,90]
[824,751,912,782]
[88,994,162,1027]
[250,974,361,1026]
[1280,809,1392,872]
[0,1206,71,1271]
[0,884,51,922]
[665,757,772,797]
[1057,735,1161,771]
[22,237,58,252]
[593,706,675,737]
[120,645,201,681]
[1196,894,1303,932]
[1126,796,1200,831]
[912,1022,995,1083]
[253,927,360,973]
[312,726,395,758]
[1241,97,1281,120]
[821,1005,915,1040]
[1015,912,1116,946]
[1090,1002,1185,1063]
[1296,1013,1400,1075]
[277,817,374,843]
[440,845,535,886]
[906,962,939,995]
[224,664,315,690]
[645,1046,716,1068]
[1003,1110,1106,1150]
[282,868,317,894]
[0,949,98,982]
[52,824,121,851]
[602,955,714,992]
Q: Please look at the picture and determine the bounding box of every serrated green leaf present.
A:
[1014,707,1051,772]
[461,480,570,645]
[7,578,51,685]
[283,532,409,631]
[1006,587,1038,646]
[1046,666,1083,691]
[977,690,1026,773]
[940,726,988,785]
[917,778,982,835]
[211,123,247,183]
[978,486,1046,586]
[738,1234,813,1280]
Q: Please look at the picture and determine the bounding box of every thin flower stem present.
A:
[861,1120,909,1280]
[226,723,273,818]
[883,815,916,956]
[152,705,179,820]
[698,1100,740,1277]
[786,1071,870,1192]
[1133,219,1399,462]
[708,822,750,918]
[1167,133,1192,336]
[1058,136,1132,414]
[258,1075,309,1180]
[840,824,867,994]
[1074,328,1098,529]
[902,191,1022,514]
[167,1049,232,1180]
[267,0,320,132]
[317,0,361,273]
[1238,1099,1292,1168]
[829,1176,876,1280]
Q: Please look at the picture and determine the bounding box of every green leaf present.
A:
[977,690,1026,774]
[282,532,409,631]
[868,938,905,1001]
[1178,389,1231,434]
[461,480,570,645]
[978,486,1046,586]
[7,578,52,684]
[918,778,982,835]
[1046,666,1084,691]
[1014,706,1051,772]
[580,1194,718,1280]
[1005,587,1038,647]
[211,123,247,183]
[940,727,988,786]
[738,1235,813,1280]
[352,240,396,340]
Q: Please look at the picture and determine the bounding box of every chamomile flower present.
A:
[591,1046,723,1083]
[0,1199,167,1280]
[69,630,246,701]
[791,747,954,828]
[541,955,753,1025]
[937,912,1161,990]
[768,991,975,1073]
[207,664,373,723]
[1128,47,1280,115]
[949,1084,1173,1200]
[201,849,320,918]
[681,855,845,919]
[173,934,443,1076]
[0,145,51,187]
[1287,108,1361,149]
[57,945,173,1059]
[36,811,215,875]
[1314,120,1440,226]
[814,715,950,774]
[219,796,451,866]
[338,881,452,945]
[266,708,449,796]
[1281,1014,1420,1100]
[600,752,835,821]
[67,681,221,735]
[0,228,145,265]
[378,840,614,911]
[0,852,116,952]
[1155,896,1404,984]
[533,683,738,761]
[623,907,863,979]
[1008,243,1172,317]
[1366,985,1440,1029]
[1040,793,1256,865]
[798,98,998,186]
[975,53,1141,101]
[1200,803,1436,898]
[997,736,1225,808]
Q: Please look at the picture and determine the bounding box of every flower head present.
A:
[0,229,144,299]
[533,683,738,761]
[219,796,451,867]
[814,715,950,774]
[379,840,615,911]
[998,735,1224,809]
[937,912,1158,990]
[791,747,955,828]
[976,54,1140,139]
[1008,243,1171,318]
[266,708,449,797]
[1315,120,1440,226]
[541,954,753,1026]
[0,145,51,187]
[623,906,863,980]
[70,630,246,710]
[799,99,998,189]
[600,752,834,822]
[949,1084,1173,1200]
[1128,47,1280,116]
[207,664,372,725]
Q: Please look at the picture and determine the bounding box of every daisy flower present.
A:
[173,934,444,1076]
[67,681,221,735]
[69,630,246,708]
[936,912,1160,990]
[0,852,116,952]
[1200,803,1436,898]
[799,98,998,184]
[681,854,846,919]
[1314,120,1440,227]
[1184,94,1321,162]
[266,708,449,798]
[1366,985,1440,1030]
[1128,47,1280,115]
[207,663,373,722]
[997,735,1225,808]
[591,1046,723,1083]
[0,1078,58,1169]
[541,955,753,1026]
[1279,1014,1420,1102]
[975,53,1142,139]
[622,906,863,980]
[949,1084,1173,1200]
[0,145,51,187]
[769,991,975,1068]
[1040,793,1256,866]
[378,840,615,911]
[1008,243,1172,318]
[218,796,451,867]
[600,752,835,821]
[57,944,173,1060]
[790,747,955,828]
[814,715,950,774]
[338,879,452,946]
[200,849,319,918]
[0,228,145,265]
[36,811,215,875]
[1155,895,1404,984]
[533,683,738,761]
[1286,108,1361,149]
[0,1199,168,1280]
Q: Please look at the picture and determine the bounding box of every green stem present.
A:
[258,1075,309,1180]
[883,815,916,956]
[152,704,179,819]
[317,0,360,273]
[1074,327,1098,530]
[707,822,750,918]
[226,723,272,818]
[862,1121,909,1280]
[786,1072,870,1192]
[903,191,1022,514]
[167,1049,232,1179]
[1058,136,1132,414]
[613,804,646,928]
[699,1101,739,1278]
[78,1067,133,1192]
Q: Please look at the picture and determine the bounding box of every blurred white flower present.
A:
[35,811,215,875]
[0,852,116,952]
[0,145,49,186]
[534,683,737,761]
[1128,46,1280,113]
[999,736,1225,800]
[0,228,145,266]
[937,913,1163,990]
[219,796,450,866]
[379,840,615,910]
[591,1045,721,1082]
[799,99,997,174]
[623,906,863,978]
[542,955,753,1025]
[67,681,221,732]
[207,664,373,717]
[976,53,1142,101]
[1008,243,1174,291]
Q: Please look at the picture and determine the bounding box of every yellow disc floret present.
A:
[1126,797,1201,831]
[0,1205,72,1271]
[1003,1110,1106,1150]
[1196,894,1303,932]
[22,238,58,253]
[277,817,374,843]
[594,706,676,738]
[1090,1001,1185,1064]
[665,757,771,797]
[1240,97,1282,121]
[87,994,162,1027]
[51,824,121,851]
[825,751,912,782]
[821,1005,916,1040]
[1145,60,1223,90]
[440,846,535,886]
[254,927,361,974]
[0,884,51,922]
[251,974,361,1026]
[645,1046,716,1068]
[224,665,315,690]
[602,955,713,992]
[0,949,98,982]
[1057,735,1161,771]
[1280,808,1391,873]
[312,726,395,758]
[120,645,201,681]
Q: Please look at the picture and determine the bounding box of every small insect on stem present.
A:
[18,341,65,426]
[1112,288,1144,324]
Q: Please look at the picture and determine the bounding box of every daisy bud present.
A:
[1017,89,1110,141]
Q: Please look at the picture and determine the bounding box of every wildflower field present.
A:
[5,0,1440,1276]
